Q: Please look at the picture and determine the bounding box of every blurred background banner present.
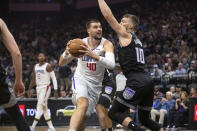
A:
[13,98,99,126]
[17,98,99,126]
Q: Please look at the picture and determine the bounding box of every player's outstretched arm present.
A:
[0,18,25,97]
[98,0,127,37]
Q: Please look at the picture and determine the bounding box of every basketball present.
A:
[68,38,86,57]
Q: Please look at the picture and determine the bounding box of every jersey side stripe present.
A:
[72,77,76,90]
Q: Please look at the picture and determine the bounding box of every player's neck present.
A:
[88,37,101,49]
[39,62,45,66]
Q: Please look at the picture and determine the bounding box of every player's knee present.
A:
[98,95,111,108]
[42,105,47,111]
[96,105,105,119]
[77,97,88,110]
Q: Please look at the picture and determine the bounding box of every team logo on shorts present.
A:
[105,86,113,94]
[123,88,135,100]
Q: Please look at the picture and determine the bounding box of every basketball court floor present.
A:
[0,126,128,131]
[0,126,195,131]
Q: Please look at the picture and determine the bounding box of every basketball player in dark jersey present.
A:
[0,18,30,131]
[96,69,116,131]
[98,1,164,131]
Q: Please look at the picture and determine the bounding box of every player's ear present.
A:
[87,28,90,34]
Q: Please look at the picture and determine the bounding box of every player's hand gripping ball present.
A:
[67,38,86,57]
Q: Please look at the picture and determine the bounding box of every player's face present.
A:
[88,22,102,40]
[120,17,133,31]
[38,53,45,62]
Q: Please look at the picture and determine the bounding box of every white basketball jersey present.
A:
[74,37,106,84]
[35,63,51,86]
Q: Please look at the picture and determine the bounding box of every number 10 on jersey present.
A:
[135,47,145,64]
[87,63,96,71]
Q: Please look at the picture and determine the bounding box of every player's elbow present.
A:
[58,58,65,67]
[106,60,115,70]
[12,50,22,59]
[58,61,64,67]
[103,13,111,20]
[109,61,115,69]
[58,61,62,66]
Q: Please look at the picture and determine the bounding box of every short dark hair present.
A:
[86,19,100,29]
[123,14,140,31]
[38,52,45,57]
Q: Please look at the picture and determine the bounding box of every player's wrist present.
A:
[90,52,99,61]
[62,52,67,59]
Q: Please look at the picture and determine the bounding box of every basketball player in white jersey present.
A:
[28,53,58,131]
[59,19,115,131]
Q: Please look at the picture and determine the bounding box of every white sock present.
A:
[32,120,38,128]
[47,120,54,129]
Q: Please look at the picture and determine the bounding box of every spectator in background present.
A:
[60,90,67,98]
[154,85,163,98]
[151,92,175,126]
[175,63,187,77]
[169,86,176,99]
[163,64,175,79]
[28,88,37,98]
[166,58,173,69]
[59,65,72,97]
[188,60,197,79]
[152,64,163,84]
[189,87,197,98]
[169,91,189,130]
[162,64,175,86]
[172,54,179,70]
[152,64,163,77]
[173,86,182,99]
[181,57,189,70]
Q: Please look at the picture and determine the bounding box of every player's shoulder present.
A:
[45,62,51,68]
[81,37,89,45]
[0,18,3,25]
[46,63,53,72]
[0,18,6,28]
[46,63,51,67]
[82,37,88,40]
[103,39,113,47]
[82,37,88,42]
[0,18,3,32]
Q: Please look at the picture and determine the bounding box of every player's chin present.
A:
[95,36,102,40]
[40,59,45,62]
